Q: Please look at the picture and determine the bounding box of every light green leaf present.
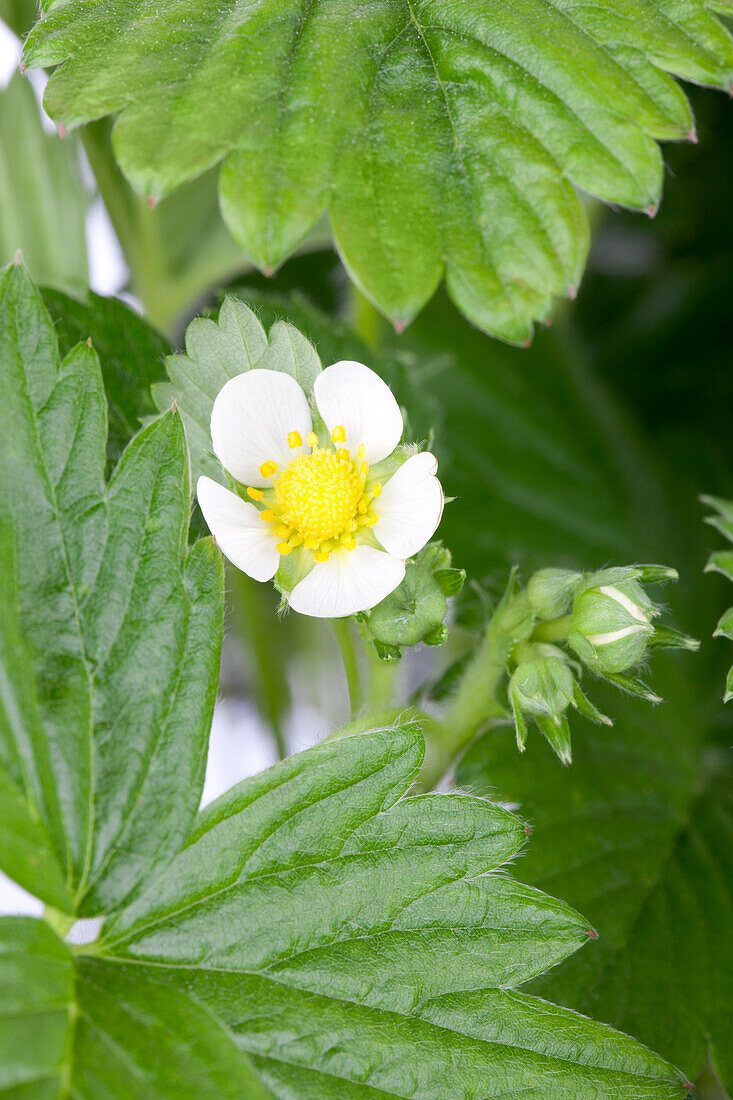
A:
[83,725,690,1098]
[0,261,224,916]
[154,295,321,483]
[0,74,89,290]
[23,1,733,342]
[0,917,272,1099]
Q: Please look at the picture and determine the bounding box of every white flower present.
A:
[197,360,444,618]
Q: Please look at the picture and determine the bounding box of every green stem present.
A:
[332,618,363,719]
[419,591,532,790]
[44,906,75,939]
[531,614,572,643]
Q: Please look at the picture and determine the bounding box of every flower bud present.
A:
[527,568,582,620]
[509,658,575,760]
[569,580,654,674]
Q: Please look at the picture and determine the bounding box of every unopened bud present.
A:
[527,568,582,620]
[509,658,575,754]
[569,580,654,674]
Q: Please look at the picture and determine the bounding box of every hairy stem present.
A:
[419,590,532,789]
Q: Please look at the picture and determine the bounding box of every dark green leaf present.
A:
[41,286,169,467]
[23,1,733,341]
[0,74,89,290]
[0,261,224,916]
[457,678,731,1089]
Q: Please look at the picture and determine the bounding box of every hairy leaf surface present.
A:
[86,725,687,1099]
[23,0,733,341]
[0,262,223,915]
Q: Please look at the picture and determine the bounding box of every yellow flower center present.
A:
[246,425,381,562]
[275,448,362,542]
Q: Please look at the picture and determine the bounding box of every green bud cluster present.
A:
[361,542,465,661]
[506,563,698,762]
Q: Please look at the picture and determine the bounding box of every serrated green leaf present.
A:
[0,261,224,915]
[78,724,688,1099]
[154,295,322,484]
[457,682,731,1090]
[0,73,89,290]
[22,0,733,341]
[41,286,168,467]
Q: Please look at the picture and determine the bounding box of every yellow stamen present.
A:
[287,431,303,449]
[331,425,346,444]
[314,551,330,563]
[288,534,304,547]
[361,461,369,476]
[260,509,276,522]
[274,449,362,542]
[365,514,378,527]
[277,542,292,555]
[306,431,318,447]
[337,448,350,462]
[341,537,356,551]
[259,460,278,478]
[247,487,264,501]
[274,524,291,538]
[371,482,382,498]
[357,444,366,459]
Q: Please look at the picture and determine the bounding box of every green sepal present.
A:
[527,568,582,620]
[571,683,613,727]
[536,715,573,766]
[648,626,701,651]
[510,685,529,753]
[434,567,466,597]
[632,564,680,584]
[704,550,733,582]
[603,671,663,705]
[366,542,456,650]
[423,624,448,647]
[373,640,402,663]
[714,607,733,641]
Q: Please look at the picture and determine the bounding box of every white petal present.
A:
[314,360,403,463]
[288,546,405,618]
[374,452,444,559]
[210,369,312,487]
[197,476,279,582]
